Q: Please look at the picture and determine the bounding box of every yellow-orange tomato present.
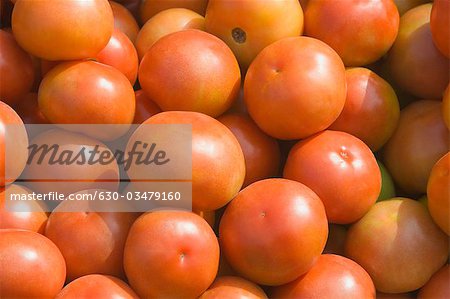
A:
[418,265,450,299]
[305,0,399,66]
[110,1,139,43]
[329,67,400,151]
[205,0,304,70]
[136,8,204,60]
[427,152,450,235]
[383,100,449,195]
[431,0,450,58]
[140,0,207,24]
[394,0,430,15]
[244,36,346,140]
[139,30,240,117]
[12,0,114,61]
[388,4,449,99]
[443,84,450,130]
[132,89,161,124]
[200,276,268,299]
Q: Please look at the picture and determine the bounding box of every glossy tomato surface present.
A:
[418,265,450,299]
[140,0,208,24]
[110,1,139,43]
[430,0,450,58]
[132,89,161,124]
[200,276,268,299]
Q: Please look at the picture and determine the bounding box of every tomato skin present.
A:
[110,1,139,43]
[55,274,138,299]
[200,276,268,299]
[272,254,376,299]
[284,130,381,224]
[132,89,161,124]
[12,0,114,61]
[244,36,346,140]
[0,229,66,298]
[305,0,399,66]
[0,29,34,105]
[377,160,396,202]
[124,210,219,298]
[418,265,450,299]
[388,4,449,99]
[218,112,280,187]
[12,92,49,125]
[443,84,450,130]
[430,0,450,58]
[136,8,205,60]
[345,198,449,293]
[382,100,449,195]
[205,0,303,70]
[427,152,450,235]
[219,178,328,286]
[329,67,400,151]
[140,0,207,24]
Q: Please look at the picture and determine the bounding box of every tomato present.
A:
[124,210,219,298]
[329,67,400,151]
[323,224,347,256]
[284,130,381,224]
[443,84,450,130]
[0,101,28,187]
[0,184,48,233]
[218,112,280,187]
[382,100,449,195]
[394,0,430,15]
[427,152,450,235]
[305,0,399,66]
[244,37,346,140]
[430,0,450,58]
[136,8,205,60]
[139,29,240,117]
[205,0,303,70]
[127,111,245,211]
[132,89,161,124]
[272,254,376,299]
[345,198,449,293]
[55,274,138,299]
[388,4,449,99]
[0,229,66,298]
[110,1,139,43]
[12,0,113,61]
[219,178,328,286]
[140,0,208,24]
[96,28,138,84]
[12,92,48,125]
[200,276,268,299]
[377,160,396,201]
[418,265,450,299]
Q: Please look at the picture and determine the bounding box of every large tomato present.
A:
[271,254,376,299]
[244,36,346,140]
[0,229,66,298]
[0,29,34,105]
[205,0,303,70]
[388,4,449,99]
[418,265,450,299]
[139,0,208,24]
[200,276,268,299]
[430,0,450,58]
[136,8,205,60]
[139,30,240,117]
[219,178,328,286]
[304,0,399,66]
[345,198,449,293]
[124,210,219,298]
[329,67,400,151]
[110,1,139,43]
[132,89,161,124]
[12,0,113,60]
[218,112,280,187]
[427,152,450,235]
[382,100,449,195]
[284,130,381,224]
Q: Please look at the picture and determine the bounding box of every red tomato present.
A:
[0,229,66,298]
[0,29,34,105]
[139,29,240,117]
[382,100,449,195]
[124,210,219,298]
[272,254,376,299]
[110,1,139,43]
[430,0,450,58]
[443,84,450,129]
[329,67,400,151]
[200,276,268,299]
[284,130,381,224]
[12,0,114,60]
[345,198,449,293]
[388,4,449,99]
[132,89,161,124]
[244,36,346,140]
[205,0,304,70]
[427,152,450,235]
[55,274,138,299]
[0,184,48,233]
[12,93,49,125]
[323,224,347,256]
[218,112,281,187]
[418,265,450,299]
[96,28,138,84]
[219,178,328,286]
[139,0,207,24]
[136,8,205,60]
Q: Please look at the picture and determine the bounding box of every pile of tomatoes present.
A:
[1,0,449,298]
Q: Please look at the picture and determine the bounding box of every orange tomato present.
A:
[430,0,450,58]
[139,0,208,24]
[110,1,139,43]
[132,89,161,124]
[200,276,268,299]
